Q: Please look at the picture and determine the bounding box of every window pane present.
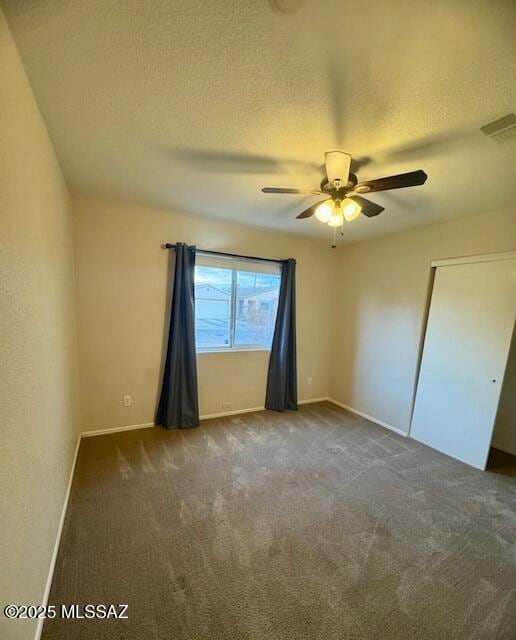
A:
[235,270,280,347]
[194,266,232,348]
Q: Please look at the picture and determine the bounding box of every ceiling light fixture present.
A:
[314,198,362,228]
[327,208,344,227]
[328,200,344,227]
[314,200,334,222]
[342,198,361,221]
[261,148,428,244]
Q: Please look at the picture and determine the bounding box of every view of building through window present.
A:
[194,264,280,350]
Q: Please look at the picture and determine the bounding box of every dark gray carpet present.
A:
[43,402,516,639]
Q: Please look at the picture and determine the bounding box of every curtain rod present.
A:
[163,243,282,265]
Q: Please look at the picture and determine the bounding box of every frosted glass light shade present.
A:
[328,210,344,227]
[342,198,361,221]
[315,200,334,222]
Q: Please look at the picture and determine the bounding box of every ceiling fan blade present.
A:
[176,149,318,174]
[325,151,351,185]
[262,187,322,195]
[296,198,330,219]
[348,195,385,217]
[354,169,427,193]
[350,156,372,173]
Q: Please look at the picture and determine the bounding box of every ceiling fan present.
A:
[261,151,427,239]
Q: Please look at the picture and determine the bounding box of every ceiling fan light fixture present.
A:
[342,198,361,221]
[260,151,427,240]
[327,208,344,227]
[315,200,334,223]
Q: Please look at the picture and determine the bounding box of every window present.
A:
[194,258,281,351]
[194,266,232,349]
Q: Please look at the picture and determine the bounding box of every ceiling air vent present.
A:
[268,0,305,14]
[480,113,516,143]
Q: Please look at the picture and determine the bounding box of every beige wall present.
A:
[0,8,80,640]
[72,192,333,432]
[330,209,516,434]
[493,325,516,454]
[73,189,515,440]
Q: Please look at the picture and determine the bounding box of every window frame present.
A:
[194,262,280,354]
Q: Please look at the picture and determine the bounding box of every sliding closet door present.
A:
[411,257,516,470]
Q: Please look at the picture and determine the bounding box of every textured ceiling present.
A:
[3,0,516,243]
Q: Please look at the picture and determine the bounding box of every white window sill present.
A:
[196,347,271,355]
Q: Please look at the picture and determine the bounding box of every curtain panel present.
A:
[265,258,298,412]
[156,243,200,429]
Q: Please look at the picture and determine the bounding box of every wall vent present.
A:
[480,113,516,143]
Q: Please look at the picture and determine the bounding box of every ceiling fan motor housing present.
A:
[321,172,357,197]
[324,150,352,187]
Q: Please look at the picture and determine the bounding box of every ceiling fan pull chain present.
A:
[331,226,337,249]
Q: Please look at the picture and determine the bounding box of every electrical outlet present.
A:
[123,395,132,407]
[307,377,313,386]
[221,401,231,409]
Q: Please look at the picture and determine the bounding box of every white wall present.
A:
[330,209,515,434]
[72,192,333,432]
[0,8,80,640]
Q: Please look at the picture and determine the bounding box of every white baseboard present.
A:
[201,397,329,420]
[298,397,329,405]
[81,399,331,435]
[35,433,82,640]
[327,398,408,437]
[491,442,516,457]
[200,406,265,420]
[82,422,154,437]
[81,400,408,441]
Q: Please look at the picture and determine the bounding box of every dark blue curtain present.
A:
[265,258,297,412]
[156,243,199,429]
